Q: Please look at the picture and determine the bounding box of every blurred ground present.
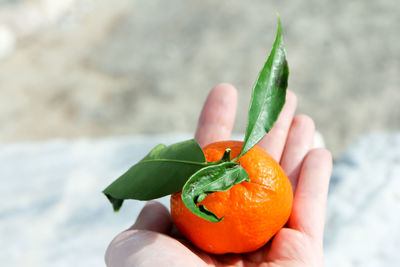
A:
[0,0,399,157]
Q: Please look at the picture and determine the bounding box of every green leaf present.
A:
[103,139,206,211]
[181,162,249,223]
[239,16,289,158]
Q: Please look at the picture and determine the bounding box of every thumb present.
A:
[130,201,172,233]
[105,201,173,266]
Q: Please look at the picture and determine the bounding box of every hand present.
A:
[105,83,332,267]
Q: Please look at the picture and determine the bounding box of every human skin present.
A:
[105,83,332,267]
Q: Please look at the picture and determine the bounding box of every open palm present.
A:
[105,84,332,267]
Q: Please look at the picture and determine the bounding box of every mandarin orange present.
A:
[170,140,293,254]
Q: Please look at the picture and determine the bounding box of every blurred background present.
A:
[1,0,399,156]
[1,0,399,266]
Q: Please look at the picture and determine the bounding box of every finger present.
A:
[130,201,172,234]
[105,230,206,267]
[257,90,297,161]
[194,83,237,147]
[288,148,332,242]
[280,114,315,191]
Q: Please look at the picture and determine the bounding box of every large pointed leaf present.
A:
[103,139,206,211]
[181,162,249,223]
[239,17,289,158]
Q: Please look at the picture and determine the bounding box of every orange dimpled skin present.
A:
[170,141,293,254]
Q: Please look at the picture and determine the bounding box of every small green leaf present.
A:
[181,162,249,223]
[239,16,289,158]
[103,139,206,211]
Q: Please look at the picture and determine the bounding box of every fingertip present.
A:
[213,83,238,99]
[131,201,172,233]
[292,114,315,134]
[105,228,137,266]
[204,83,238,112]
[304,148,332,169]
[105,201,172,267]
[195,83,238,147]
[300,148,333,192]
